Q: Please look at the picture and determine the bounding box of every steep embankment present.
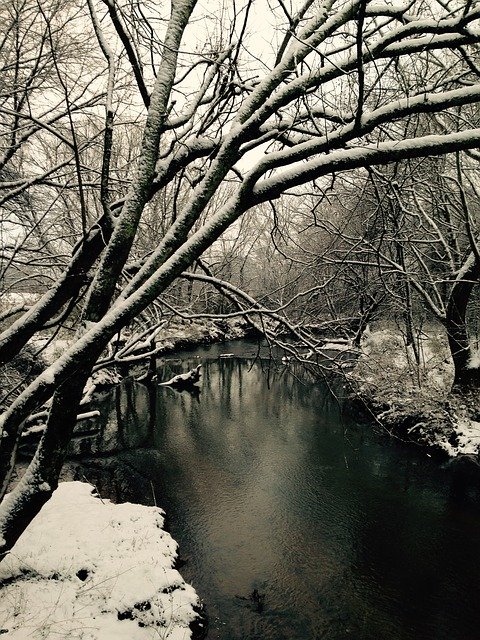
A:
[348,328,480,461]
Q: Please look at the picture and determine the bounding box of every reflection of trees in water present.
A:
[150,359,346,517]
[68,380,152,459]
[59,380,161,503]
[60,356,345,506]
[198,361,343,453]
[58,356,341,463]
[199,358,342,418]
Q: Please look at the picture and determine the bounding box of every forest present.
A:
[2,0,480,637]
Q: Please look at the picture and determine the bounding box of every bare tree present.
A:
[2,0,480,554]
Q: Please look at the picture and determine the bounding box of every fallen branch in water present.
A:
[22,410,101,439]
[157,364,201,389]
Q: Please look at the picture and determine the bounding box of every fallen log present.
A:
[157,364,202,389]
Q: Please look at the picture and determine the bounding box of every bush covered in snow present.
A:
[352,328,453,404]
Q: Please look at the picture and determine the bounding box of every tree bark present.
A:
[0,214,113,365]
[0,365,94,555]
[446,254,480,387]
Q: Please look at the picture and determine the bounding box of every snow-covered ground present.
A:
[1,292,40,306]
[0,482,202,639]
[436,418,480,457]
[350,328,480,458]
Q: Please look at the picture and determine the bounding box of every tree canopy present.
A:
[2,0,480,554]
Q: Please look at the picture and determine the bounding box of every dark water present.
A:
[62,341,480,640]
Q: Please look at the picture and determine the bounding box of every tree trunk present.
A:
[0,215,113,365]
[446,254,480,388]
[0,0,198,553]
[0,366,93,556]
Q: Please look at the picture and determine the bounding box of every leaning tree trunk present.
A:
[445,253,480,388]
[0,0,198,557]
[0,365,94,555]
[0,213,113,366]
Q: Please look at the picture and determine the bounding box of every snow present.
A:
[1,292,39,305]
[32,338,73,365]
[438,418,480,457]
[467,345,480,370]
[22,423,47,438]
[0,482,200,639]
[81,370,123,405]
[366,2,410,13]
[357,328,453,393]
[455,251,476,282]
[252,129,480,200]
[322,341,354,352]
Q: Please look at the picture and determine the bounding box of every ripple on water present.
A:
[69,353,480,640]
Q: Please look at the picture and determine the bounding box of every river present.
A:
[59,340,480,640]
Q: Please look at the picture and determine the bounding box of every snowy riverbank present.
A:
[349,328,480,460]
[32,318,253,366]
[0,482,204,639]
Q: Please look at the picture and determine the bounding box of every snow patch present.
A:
[31,338,73,365]
[0,481,200,639]
[437,418,480,457]
[22,423,46,438]
[1,292,39,305]
[467,346,480,370]
[322,341,354,352]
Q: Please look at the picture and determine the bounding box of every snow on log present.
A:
[22,410,101,439]
[158,364,202,388]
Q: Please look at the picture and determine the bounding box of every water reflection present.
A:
[60,349,480,640]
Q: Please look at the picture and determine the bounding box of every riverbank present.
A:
[147,318,255,356]
[19,317,255,406]
[34,317,254,381]
[0,320,251,638]
[348,328,480,462]
[0,481,205,639]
